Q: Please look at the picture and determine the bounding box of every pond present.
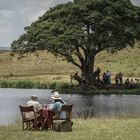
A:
[0,88,140,125]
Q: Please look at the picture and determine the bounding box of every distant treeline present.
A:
[0,47,10,51]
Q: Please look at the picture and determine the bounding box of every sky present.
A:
[0,0,139,47]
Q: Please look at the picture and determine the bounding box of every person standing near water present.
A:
[106,70,111,84]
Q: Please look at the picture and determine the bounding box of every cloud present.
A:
[0,10,13,18]
[131,0,140,6]
[0,0,72,46]
[0,0,139,47]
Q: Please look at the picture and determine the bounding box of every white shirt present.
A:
[26,100,42,112]
[25,100,42,120]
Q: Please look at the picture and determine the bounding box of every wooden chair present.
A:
[60,104,73,120]
[19,105,44,130]
[52,104,73,132]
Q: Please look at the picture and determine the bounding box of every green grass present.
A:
[0,80,139,95]
[1,118,140,140]
[0,80,73,90]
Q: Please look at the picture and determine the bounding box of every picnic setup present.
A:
[19,92,73,132]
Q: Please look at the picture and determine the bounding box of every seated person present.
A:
[47,91,67,119]
[25,95,42,120]
[129,78,135,88]
[125,78,130,86]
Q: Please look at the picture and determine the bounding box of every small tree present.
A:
[11,0,140,87]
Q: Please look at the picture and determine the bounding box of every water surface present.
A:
[0,88,140,125]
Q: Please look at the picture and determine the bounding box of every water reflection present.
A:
[74,94,140,118]
[0,88,140,125]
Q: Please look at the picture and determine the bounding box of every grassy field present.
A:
[0,45,140,84]
[1,118,140,140]
[0,47,140,139]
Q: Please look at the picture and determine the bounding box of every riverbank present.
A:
[0,80,140,95]
[0,46,140,95]
[1,118,140,140]
[0,47,140,94]
[59,87,140,95]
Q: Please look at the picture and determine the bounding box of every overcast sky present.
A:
[0,0,139,47]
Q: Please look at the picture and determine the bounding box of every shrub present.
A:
[15,80,35,88]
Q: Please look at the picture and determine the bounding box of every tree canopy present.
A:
[11,0,140,87]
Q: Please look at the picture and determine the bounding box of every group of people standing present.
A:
[94,67,112,85]
[101,70,112,84]
[71,68,138,89]
[25,91,66,130]
[71,68,112,86]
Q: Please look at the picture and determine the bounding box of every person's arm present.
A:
[35,102,43,111]
[61,99,67,105]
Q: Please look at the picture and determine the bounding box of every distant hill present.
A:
[0,46,10,51]
[0,46,139,84]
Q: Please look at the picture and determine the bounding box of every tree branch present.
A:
[49,49,82,69]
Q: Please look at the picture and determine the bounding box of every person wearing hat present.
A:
[51,91,66,104]
[48,91,66,119]
[25,95,43,120]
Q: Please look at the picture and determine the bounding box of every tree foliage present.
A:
[11,0,140,87]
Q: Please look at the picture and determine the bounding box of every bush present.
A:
[0,81,9,88]
[14,81,35,88]
[36,82,48,89]
[60,83,70,89]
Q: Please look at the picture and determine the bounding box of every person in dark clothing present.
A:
[118,72,123,84]
[102,72,107,84]
[115,74,119,85]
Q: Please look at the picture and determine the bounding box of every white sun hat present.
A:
[51,91,62,100]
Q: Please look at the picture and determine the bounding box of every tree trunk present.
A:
[81,55,95,88]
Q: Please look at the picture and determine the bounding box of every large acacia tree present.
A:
[11,0,140,87]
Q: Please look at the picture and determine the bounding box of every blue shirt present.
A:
[48,102,62,112]
[48,101,66,119]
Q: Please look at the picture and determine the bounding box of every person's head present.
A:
[126,78,129,81]
[51,91,64,103]
[75,71,78,75]
[30,95,38,101]
[51,91,62,100]
[130,78,133,81]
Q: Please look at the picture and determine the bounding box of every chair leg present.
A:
[22,121,40,131]
[27,122,29,130]
[22,122,28,130]
[32,121,37,130]
[24,121,30,130]
[22,122,24,130]
[25,122,27,130]
[28,122,30,130]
